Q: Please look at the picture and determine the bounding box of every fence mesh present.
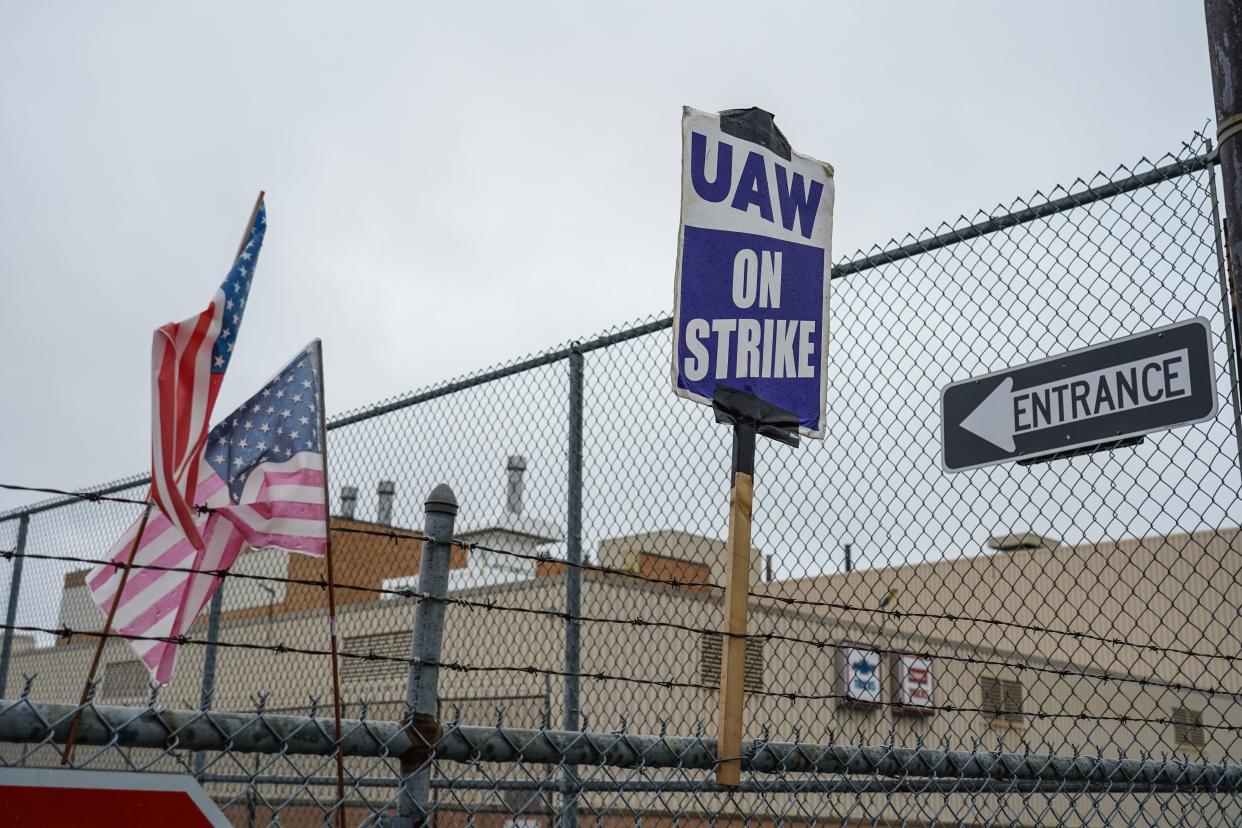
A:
[1,132,1241,826]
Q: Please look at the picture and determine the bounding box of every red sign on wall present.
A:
[896,654,935,715]
[0,769,231,827]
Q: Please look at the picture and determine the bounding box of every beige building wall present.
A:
[6,525,1239,826]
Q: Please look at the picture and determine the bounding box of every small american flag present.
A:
[90,343,327,683]
[150,198,266,553]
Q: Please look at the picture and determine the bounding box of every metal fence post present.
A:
[561,348,584,828]
[395,483,457,828]
[0,514,30,699]
[192,585,224,779]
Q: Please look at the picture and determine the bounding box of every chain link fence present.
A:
[2,131,1242,826]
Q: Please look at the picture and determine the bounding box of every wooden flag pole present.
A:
[62,191,263,766]
[61,503,153,765]
[312,338,348,828]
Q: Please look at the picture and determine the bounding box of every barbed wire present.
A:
[2,620,1235,733]
[1,483,1239,697]
[0,482,151,508]
[451,537,1242,668]
[1,545,1235,701]
[298,519,1242,668]
[741,588,1241,667]
[433,589,1241,700]
[1,550,1239,700]
[1,483,713,590]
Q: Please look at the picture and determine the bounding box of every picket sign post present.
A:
[712,389,797,785]
[670,107,835,786]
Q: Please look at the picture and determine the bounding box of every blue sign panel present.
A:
[672,107,835,437]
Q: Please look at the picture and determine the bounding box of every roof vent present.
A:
[505,455,527,515]
[377,480,396,525]
[986,532,1059,552]
[339,485,358,519]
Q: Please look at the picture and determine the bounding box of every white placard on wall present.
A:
[896,654,935,714]
[839,645,883,705]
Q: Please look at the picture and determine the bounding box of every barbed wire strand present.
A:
[2,484,1239,687]
[2,621,1233,734]
[0,545,1235,701]
[0,483,151,507]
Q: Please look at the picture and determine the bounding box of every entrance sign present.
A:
[941,318,1218,472]
[672,106,836,437]
[0,769,231,827]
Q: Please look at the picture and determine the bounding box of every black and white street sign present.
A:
[941,318,1218,472]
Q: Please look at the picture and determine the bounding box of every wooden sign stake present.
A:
[716,421,755,786]
[710,387,798,786]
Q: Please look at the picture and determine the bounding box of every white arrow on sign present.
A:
[958,349,1193,452]
[959,377,1018,451]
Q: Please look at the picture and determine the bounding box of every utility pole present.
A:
[1205,0,1242,339]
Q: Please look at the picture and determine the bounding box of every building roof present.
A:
[456,510,561,543]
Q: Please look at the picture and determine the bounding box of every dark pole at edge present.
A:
[1206,0,1242,405]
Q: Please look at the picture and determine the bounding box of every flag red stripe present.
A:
[262,468,326,488]
[170,307,217,468]
[91,475,230,605]
[150,330,204,551]
[180,373,224,511]
[261,500,327,520]
[120,516,233,637]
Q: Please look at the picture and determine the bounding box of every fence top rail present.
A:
[1,698,1239,791]
[0,146,1216,524]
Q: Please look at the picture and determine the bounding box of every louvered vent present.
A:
[980,676,1024,724]
[700,632,764,693]
[342,631,411,682]
[1172,706,1206,747]
[100,660,148,704]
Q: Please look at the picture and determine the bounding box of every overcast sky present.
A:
[0,1,1219,513]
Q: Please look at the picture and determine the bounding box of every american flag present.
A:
[150,198,266,553]
[90,343,328,683]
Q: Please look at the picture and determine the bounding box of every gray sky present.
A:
[0,0,1218,513]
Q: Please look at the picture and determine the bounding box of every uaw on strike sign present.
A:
[672,107,835,437]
